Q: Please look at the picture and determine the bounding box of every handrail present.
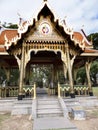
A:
[58,82,60,98]
[33,83,36,99]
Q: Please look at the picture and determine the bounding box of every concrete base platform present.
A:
[11,99,32,115]
[33,117,78,130]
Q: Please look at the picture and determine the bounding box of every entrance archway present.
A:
[25,50,64,96]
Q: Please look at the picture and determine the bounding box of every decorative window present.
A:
[40,22,51,35]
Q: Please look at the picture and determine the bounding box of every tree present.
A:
[30,64,52,87]
[0,68,6,84]
[76,67,86,85]
[2,22,18,29]
[88,33,98,49]
[90,60,98,86]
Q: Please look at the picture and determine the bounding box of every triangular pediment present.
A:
[26,18,65,42]
[23,3,66,43]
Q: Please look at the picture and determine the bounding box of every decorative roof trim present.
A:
[64,26,85,50]
[81,29,92,46]
[81,53,98,56]
[4,1,85,51]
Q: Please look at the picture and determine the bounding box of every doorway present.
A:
[25,50,64,97]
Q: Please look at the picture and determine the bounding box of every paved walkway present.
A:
[32,95,78,130]
[33,117,78,130]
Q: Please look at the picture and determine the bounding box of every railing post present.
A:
[58,82,60,98]
[0,87,1,98]
[33,83,36,99]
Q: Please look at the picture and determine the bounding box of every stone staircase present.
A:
[36,97,63,118]
[33,97,79,130]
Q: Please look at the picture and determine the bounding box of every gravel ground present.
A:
[0,109,98,130]
[72,108,98,130]
[72,118,98,130]
[0,112,32,130]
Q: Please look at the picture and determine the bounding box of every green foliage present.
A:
[6,24,18,29]
[70,33,98,85]
[0,113,10,123]
[88,33,98,49]
[0,68,6,84]
[76,60,98,86]
[29,65,52,87]
[76,67,86,85]
[2,22,18,29]
[90,60,98,86]
[9,69,19,85]
[93,87,98,97]
[0,68,19,86]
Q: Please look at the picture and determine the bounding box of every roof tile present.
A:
[0,29,18,45]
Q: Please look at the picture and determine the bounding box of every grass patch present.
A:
[93,87,98,97]
[87,109,98,118]
[0,113,10,123]
[91,110,98,117]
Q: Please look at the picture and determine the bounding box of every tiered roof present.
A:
[0,0,97,55]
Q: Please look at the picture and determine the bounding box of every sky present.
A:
[0,0,98,35]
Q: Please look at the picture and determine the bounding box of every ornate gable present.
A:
[26,18,65,43]
[4,1,85,53]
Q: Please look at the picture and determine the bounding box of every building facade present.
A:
[0,1,98,100]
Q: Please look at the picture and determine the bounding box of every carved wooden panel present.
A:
[26,18,65,42]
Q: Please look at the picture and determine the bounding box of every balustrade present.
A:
[0,83,36,99]
[58,83,90,98]
[0,86,18,97]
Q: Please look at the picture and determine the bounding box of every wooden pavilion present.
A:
[0,1,98,100]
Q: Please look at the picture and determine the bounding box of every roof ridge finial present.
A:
[43,0,47,2]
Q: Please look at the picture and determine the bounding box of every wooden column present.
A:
[25,64,30,84]
[53,63,58,95]
[73,68,78,85]
[18,44,25,100]
[66,45,75,98]
[85,61,93,96]
[63,63,67,80]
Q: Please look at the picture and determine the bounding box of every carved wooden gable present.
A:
[26,17,65,43]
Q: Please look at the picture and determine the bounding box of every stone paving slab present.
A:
[33,117,78,130]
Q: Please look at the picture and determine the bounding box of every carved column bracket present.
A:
[14,55,21,70]
[18,44,25,100]
[66,45,75,98]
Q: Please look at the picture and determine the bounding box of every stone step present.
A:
[13,104,32,108]
[37,113,63,118]
[36,97,63,118]
[37,97,58,101]
[37,100,58,105]
[37,104,60,109]
[37,108,62,114]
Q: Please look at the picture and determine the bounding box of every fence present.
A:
[58,83,89,97]
[0,83,36,99]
